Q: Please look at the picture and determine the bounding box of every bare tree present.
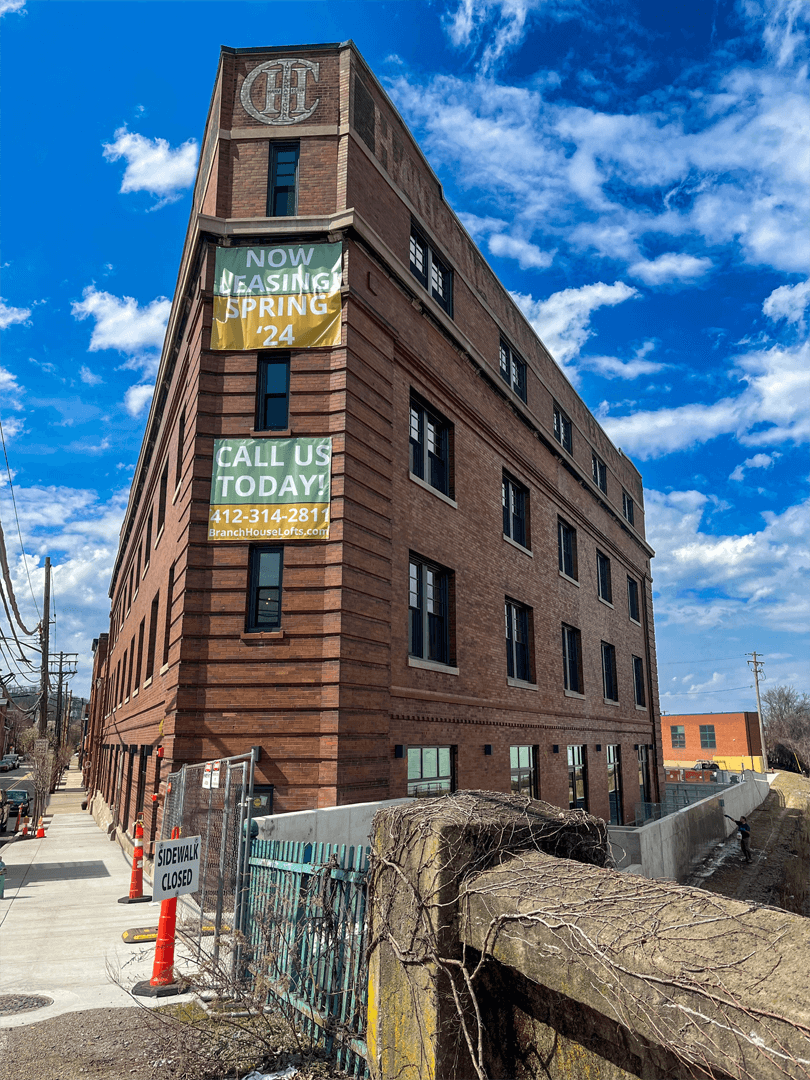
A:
[762,685,810,772]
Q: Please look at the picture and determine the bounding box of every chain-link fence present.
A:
[159,752,255,970]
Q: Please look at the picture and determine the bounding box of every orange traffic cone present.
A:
[14,807,22,834]
[21,817,29,838]
[35,817,45,838]
[119,818,151,904]
[132,827,184,998]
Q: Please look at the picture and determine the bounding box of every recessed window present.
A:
[632,655,646,707]
[162,564,175,668]
[699,724,716,750]
[622,491,635,526]
[502,474,528,548]
[558,519,577,580]
[156,461,169,536]
[596,551,612,604]
[267,142,299,217]
[562,624,583,694]
[638,745,651,804]
[499,339,527,402]
[607,745,623,825]
[409,556,452,665]
[671,725,685,749]
[175,408,186,491]
[553,405,572,453]
[409,395,452,498]
[409,225,453,316]
[144,511,153,568]
[510,745,538,798]
[407,745,453,797]
[134,618,145,689]
[256,355,290,431]
[505,600,532,682]
[145,590,160,683]
[568,745,588,810]
[601,641,618,702]
[627,576,640,622]
[592,453,607,493]
[247,546,283,632]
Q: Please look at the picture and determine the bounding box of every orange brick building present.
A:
[85,42,663,841]
[663,712,764,773]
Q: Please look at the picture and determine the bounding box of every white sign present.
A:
[35,739,48,753]
[153,835,201,902]
[202,761,221,790]
[211,761,221,788]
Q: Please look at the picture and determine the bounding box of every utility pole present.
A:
[747,651,767,774]
[54,651,64,745]
[37,556,51,737]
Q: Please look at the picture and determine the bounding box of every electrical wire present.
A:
[658,656,746,665]
[661,685,752,696]
[0,414,40,619]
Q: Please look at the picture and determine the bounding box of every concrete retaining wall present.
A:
[609,774,770,880]
[252,797,412,849]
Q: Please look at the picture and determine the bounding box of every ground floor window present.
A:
[510,745,538,797]
[407,746,454,797]
[638,744,652,806]
[568,745,588,810]
[607,744,623,825]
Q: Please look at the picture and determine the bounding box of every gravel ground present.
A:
[0,1005,351,1080]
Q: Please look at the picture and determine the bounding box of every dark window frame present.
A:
[596,551,612,604]
[607,744,623,825]
[409,224,453,316]
[601,641,618,702]
[499,339,527,402]
[553,405,573,453]
[409,394,453,498]
[409,555,453,666]
[568,744,588,811]
[622,491,635,526]
[156,460,169,537]
[247,546,284,633]
[267,141,300,217]
[145,591,160,683]
[592,452,607,493]
[175,407,186,491]
[510,745,538,798]
[671,725,685,749]
[562,624,583,694]
[505,599,532,683]
[162,563,175,669]
[407,745,454,797]
[632,655,646,707]
[627,576,640,622]
[502,473,528,548]
[699,724,717,750]
[256,353,291,432]
[558,518,578,580]
[144,511,153,570]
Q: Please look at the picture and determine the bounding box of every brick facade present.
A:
[663,712,764,772]
[86,42,664,839]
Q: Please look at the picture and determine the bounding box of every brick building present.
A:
[663,712,764,773]
[85,41,664,843]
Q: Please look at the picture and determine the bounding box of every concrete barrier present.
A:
[252,796,412,849]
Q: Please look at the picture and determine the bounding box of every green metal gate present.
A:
[246,839,370,1077]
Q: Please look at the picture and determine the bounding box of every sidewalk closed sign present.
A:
[153,835,201,902]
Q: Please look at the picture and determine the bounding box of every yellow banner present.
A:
[210,293,341,351]
[208,502,330,541]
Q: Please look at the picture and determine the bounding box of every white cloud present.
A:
[0,365,23,410]
[0,0,26,14]
[629,253,713,286]
[79,365,104,386]
[487,232,555,269]
[0,297,31,329]
[646,489,810,633]
[124,384,155,417]
[0,416,24,440]
[763,278,810,328]
[71,286,169,356]
[602,337,810,458]
[729,452,780,482]
[580,341,665,380]
[102,127,198,207]
[444,0,543,73]
[512,281,638,375]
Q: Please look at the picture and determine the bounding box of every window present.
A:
[144,511,153,569]
[409,396,452,497]
[267,141,299,217]
[119,653,127,707]
[671,725,685,749]
[157,461,169,537]
[127,567,134,612]
[134,618,145,689]
[553,405,572,452]
[247,547,283,632]
[502,474,528,547]
[607,745,623,825]
[558,519,577,580]
[145,591,160,682]
[409,225,453,316]
[622,491,635,526]
[632,655,646,707]
[256,355,290,431]
[125,636,135,700]
[562,624,583,694]
[409,556,452,665]
[407,745,453,797]
[135,545,141,590]
[162,564,175,668]
[638,745,651,804]
[510,745,538,798]
[627,577,640,622]
[699,724,717,750]
[505,600,531,682]
[596,551,612,604]
[592,453,607,493]
[175,407,186,490]
[499,339,527,402]
[568,745,588,810]
[601,641,618,702]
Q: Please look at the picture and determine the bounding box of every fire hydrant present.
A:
[0,857,6,900]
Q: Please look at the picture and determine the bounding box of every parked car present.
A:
[0,759,11,773]
[0,789,8,832]
[5,789,30,817]
[693,760,720,772]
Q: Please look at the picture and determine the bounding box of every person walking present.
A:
[726,814,752,863]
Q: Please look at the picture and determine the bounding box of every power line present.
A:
[658,656,745,666]
[0,414,40,622]
[661,685,752,696]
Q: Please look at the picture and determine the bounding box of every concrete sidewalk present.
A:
[0,758,193,1027]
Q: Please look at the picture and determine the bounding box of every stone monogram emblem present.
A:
[240,58,321,125]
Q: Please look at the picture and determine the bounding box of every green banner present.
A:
[208,437,332,541]
[211,243,342,351]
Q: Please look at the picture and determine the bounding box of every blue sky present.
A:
[0,0,807,710]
